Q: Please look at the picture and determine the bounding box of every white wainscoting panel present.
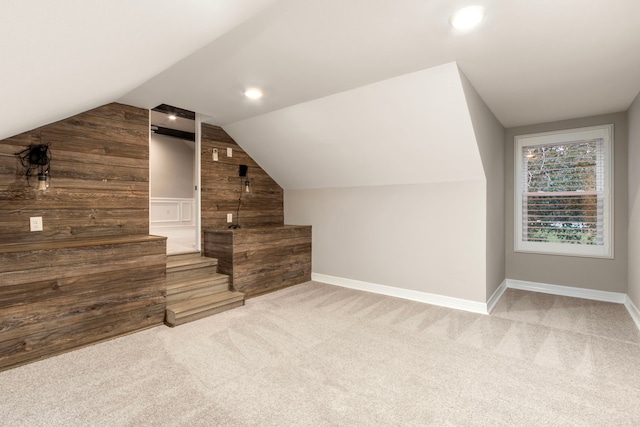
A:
[150,198,195,226]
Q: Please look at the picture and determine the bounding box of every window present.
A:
[514,124,613,258]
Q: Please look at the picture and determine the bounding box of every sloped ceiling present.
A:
[119,0,640,128]
[224,62,483,189]
[3,1,640,190]
[0,0,277,141]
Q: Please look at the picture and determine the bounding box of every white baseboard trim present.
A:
[309,274,640,331]
[311,273,489,315]
[506,279,627,304]
[625,297,640,331]
[486,280,507,314]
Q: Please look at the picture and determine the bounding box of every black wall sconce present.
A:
[230,164,249,229]
[15,144,52,191]
[239,164,250,193]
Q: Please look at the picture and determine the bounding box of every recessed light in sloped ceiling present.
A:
[0,0,280,141]
[244,88,264,100]
[223,62,484,190]
[450,5,486,30]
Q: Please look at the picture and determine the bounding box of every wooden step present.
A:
[166,252,201,262]
[167,273,230,294]
[165,291,245,327]
[167,265,218,282]
[167,285,229,304]
[167,275,230,304]
[167,254,218,273]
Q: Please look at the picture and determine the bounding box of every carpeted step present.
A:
[165,291,245,327]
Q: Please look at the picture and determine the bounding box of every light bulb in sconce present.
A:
[239,164,249,193]
[36,173,47,191]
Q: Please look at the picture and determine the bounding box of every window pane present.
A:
[523,194,600,244]
[514,124,612,258]
[521,138,605,247]
[524,141,599,193]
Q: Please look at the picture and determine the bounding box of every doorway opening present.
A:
[149,104,200,255]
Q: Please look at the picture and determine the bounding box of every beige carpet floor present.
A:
[1,282,639,426]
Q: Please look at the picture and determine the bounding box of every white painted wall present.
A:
[228,63,491,305]
[628,93,640,308]
[458,69,506,300]
[505,113,628,293]
[149,133,195,198]
[285,181,487,302]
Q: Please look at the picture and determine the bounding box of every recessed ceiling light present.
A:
[244,88,264,100]
[450,5,485,30]
[168,114,177,120]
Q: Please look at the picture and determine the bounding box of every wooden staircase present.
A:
[165,253,244,327]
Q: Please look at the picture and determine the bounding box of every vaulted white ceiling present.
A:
[2,0,640,189]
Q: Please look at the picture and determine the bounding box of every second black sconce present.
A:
[239,164,250,193]
[230,164,249,229]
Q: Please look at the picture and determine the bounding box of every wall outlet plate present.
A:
[227,213,233,223]
[30,216,43,232]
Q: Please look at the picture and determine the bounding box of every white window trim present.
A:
[514,124,614,259]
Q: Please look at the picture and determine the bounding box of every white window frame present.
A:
[514,124,613,259]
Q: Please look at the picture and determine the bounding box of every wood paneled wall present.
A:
[0,103,165,372]
[204,226,311,298]
[201,124,284,237]
[0,236,166,371]
[0,105,290,370]
[0,103,150,244]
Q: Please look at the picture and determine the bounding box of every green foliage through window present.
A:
[522,139,604,246]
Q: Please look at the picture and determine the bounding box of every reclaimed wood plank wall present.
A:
[0,236,166,371]
[0,103,150,244]
[200,124,284,239]
[0,103,166,371]
[204,226,311,298]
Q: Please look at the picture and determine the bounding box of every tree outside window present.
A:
[515,125,613,258]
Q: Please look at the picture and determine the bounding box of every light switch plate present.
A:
[227,213,233,223]
[30,216,43,232]
[227,147,232,157]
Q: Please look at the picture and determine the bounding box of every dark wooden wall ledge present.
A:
[204,225,311,298]
[0,234,166,254]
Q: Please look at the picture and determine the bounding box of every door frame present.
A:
[194,113,203,252]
